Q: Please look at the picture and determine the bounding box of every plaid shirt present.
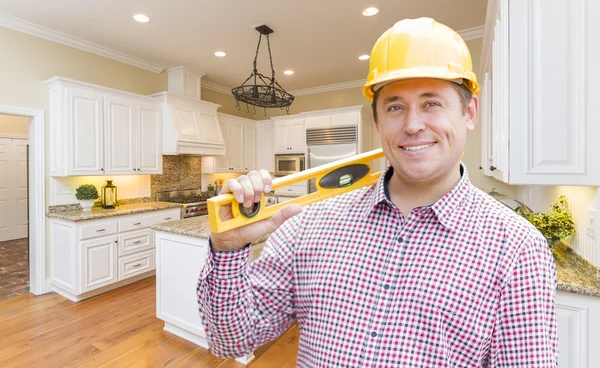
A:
[198,164,558,367]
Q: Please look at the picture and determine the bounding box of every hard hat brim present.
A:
[362,66,480,102]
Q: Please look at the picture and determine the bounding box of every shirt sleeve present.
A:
[197,214,301,358]
[490,234,559,367]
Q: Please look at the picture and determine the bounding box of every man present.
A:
[198,18,558,367]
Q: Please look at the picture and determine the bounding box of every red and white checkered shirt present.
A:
[198,165,558,367]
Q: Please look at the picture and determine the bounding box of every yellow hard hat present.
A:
[363,17,480,101]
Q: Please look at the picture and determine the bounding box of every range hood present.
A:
[152,66,225,156]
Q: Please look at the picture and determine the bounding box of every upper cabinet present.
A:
[480,0,600,185]
[272,118,306,153]
[46,77,162,177]
[255,121,274,172]
[201,114,254,173]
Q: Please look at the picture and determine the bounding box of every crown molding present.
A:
[458,25,485,41]
[290,79,366,96]
[0,12,166,73]
[201,80,231,95]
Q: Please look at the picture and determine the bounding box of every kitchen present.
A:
[0,0,599,366]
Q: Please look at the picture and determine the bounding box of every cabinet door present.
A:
[66,87,104,175]
[304,116,330,129]
[104,94,136,175]
[243,123,256,172]
[215,123,229,172]
[508,0,599,185]
[227,122,244,171]
[81,235,117,292]
[287,120,306,152]
[273,121,289,153]
[255,121,274,172]
[330,112,359,127]
[137,100,162,174]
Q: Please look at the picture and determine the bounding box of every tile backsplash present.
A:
[151,155,203,198]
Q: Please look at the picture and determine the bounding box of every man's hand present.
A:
[210,169,302,252]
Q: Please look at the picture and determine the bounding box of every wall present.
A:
[201,38,517,197]
[0,114,30,135]
[201,87,263,119]
[0,26,168,279]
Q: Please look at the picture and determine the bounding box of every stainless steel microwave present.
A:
[274,154,305,176]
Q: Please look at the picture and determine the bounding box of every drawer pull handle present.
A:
[164,217,171,220]
[133,240,142,244]
[132,263,142,268]
[134,222,142,225]
[96,229,105,232]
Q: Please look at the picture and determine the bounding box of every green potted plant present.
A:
[75,184,99,211]
[207,184,215,197]
[520,195,575,248]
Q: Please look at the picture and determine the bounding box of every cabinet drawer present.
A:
[119,215,152,232]
[80,221,118,240]
[152,209,181,225]
[118,228,153,257]
[118,250,154,281]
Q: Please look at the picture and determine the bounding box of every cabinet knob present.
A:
[479,166,483,170]
[490,165,497,171]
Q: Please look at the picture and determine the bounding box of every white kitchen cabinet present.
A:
[154,230,255,365]
[480,0,600,185]
[81,234,117,292]
[273,118,305,153]
[243,123,256,171]
[50,208,180,302]
[104,94,136,174]
[555,290,600,367]
[202,114,255,173]
[64,86,105,176]
[46,77,162,177]
[255,121,275,172]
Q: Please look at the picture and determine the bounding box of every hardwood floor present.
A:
[0,277,299,367]
[0,237,29,301]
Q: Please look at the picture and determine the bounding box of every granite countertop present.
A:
[553,241,600,298]
[152,217,600,298]
[151,215,268,244]
[46,202,182,221]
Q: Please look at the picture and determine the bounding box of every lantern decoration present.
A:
[101,180,118,208]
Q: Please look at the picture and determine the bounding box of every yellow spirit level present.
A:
[207,148,386,233]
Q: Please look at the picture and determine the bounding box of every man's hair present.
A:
[371,82,473,122]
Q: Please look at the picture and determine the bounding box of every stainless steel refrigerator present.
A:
[306,125,358,193]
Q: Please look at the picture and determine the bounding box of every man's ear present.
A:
[466,95,479,131]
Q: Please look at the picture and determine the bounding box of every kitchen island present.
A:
[152,216,266,365]
[153,216,600,367]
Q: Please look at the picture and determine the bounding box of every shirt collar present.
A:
[364,162,472,230]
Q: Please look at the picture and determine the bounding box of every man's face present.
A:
[374,78,478,185]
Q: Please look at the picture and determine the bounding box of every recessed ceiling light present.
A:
[362,7,379,16]
[214,51,226,57]
[359,54,370,60]
[284,70,294,75]
[133,14,150,23]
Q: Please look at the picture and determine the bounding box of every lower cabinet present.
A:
[555,291,600,367]
[50,207,180,302]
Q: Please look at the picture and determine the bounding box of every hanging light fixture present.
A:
[232,24,294,115]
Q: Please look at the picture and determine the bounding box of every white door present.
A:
[228,122,244,172]
[288,120,306,152]
[0,137,29,242]
[104,95,135,174]
[136,101,162,174]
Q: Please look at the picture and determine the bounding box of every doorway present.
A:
[0,114,30,300]
[0,104,45,297]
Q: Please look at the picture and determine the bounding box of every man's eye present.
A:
[425,102,440,108]
[387,105,403,112]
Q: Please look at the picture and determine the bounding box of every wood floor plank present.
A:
[0,277,300,368]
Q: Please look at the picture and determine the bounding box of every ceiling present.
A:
[0,0,488,92]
